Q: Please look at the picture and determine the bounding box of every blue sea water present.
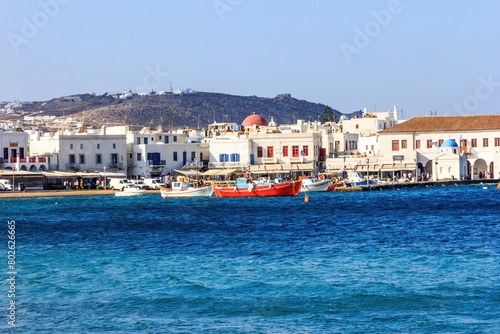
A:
[1,184,499,333]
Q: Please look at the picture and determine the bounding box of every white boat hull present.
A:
[161,186,213,198]
[301,180,331,192]
[115,190,145,197]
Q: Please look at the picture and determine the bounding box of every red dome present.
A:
[242,114,268,127]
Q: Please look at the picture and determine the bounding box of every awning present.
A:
[379,163,417,171]
[201,169,238,176]
[356,165,380,172]
[288,163,314,171]
[174,169,198,176]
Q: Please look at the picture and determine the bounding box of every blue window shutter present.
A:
[165,136,168,143]
[237,154,240,162]
[219,154,223,162]
[225,154,229,162]
[230,154,234,162]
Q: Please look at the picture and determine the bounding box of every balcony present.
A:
[148,160,166,167]
[182,161,203,169]
[66,163,81,170]
[108,162,124,169]
[262,157,276,164]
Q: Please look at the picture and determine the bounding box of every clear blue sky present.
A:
[1,0,499,118]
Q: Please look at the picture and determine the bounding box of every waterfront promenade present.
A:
[0,189,161,198]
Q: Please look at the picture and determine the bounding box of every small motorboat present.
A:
[300,176,331,192]
[344,172,376,186]
[161,178,213,198]
[115,185,145,197]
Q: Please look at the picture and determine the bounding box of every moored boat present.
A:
[300,177,331,192]
[213,177,302,198]
[161,179,213,198]
[344,171,376,186]
[115,184,145,197]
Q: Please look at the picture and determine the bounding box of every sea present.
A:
[1,184,499,333]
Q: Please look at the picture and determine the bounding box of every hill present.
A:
[7,92,362,129]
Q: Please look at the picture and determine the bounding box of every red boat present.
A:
[213,178,302,198]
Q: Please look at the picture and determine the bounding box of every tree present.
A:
[320,106,336,124]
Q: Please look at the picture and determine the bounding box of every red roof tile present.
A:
[381,115,500,133]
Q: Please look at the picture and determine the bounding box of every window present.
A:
[159,136,162,140]
[151,137,154,142]
[173,136,177,142]
[3,148,7,159]
[136,153,141,161]
[191,151,196,161]
[165,136,169,143]
[495,138,500,147]
[257,147,263,158]
[219,154,229,162]
[303,145,309,156]
[137,137,140,145]
[113,143,116,149]
[230,153,240,162]
[438,139,444,147]
[267,146,274,158]
[70,144,73,150]
[355,124,359,129]
[483,138,489,147]
[335,141,340,151]
[292,145,299,157]
[69,154,75,164]
[173,152,178,161]
[283,146,288,157]
[143,138,148,145]
[471,139,477,148]
[416,140,420,149]
[80,144,83,149]
[96,154,102,164]
[79,154,85,164]
[97,144,100,149]
[401,140,407,149]
[392,140,399,151]
[19,147,24,159]
[371,145,374,151]
[427,140,432,149]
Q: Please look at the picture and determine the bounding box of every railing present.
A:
[109,162,124,169]
[148,160,166,166]
[210,162,248,169]
[262,157,276,164]
[38,157,46,163]
[66,163,81,169]
[10,158,16,163]
[29,158,37,163]
[20,158,27,163]
[182,162,203,169]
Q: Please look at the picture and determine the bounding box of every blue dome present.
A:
[441,139,458,148]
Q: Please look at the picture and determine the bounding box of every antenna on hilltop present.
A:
[170,82,173,93]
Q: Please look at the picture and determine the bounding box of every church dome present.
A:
[440,139,459,148]
[242,114,268,127]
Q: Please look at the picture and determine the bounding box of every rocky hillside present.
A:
[9,92,362,129]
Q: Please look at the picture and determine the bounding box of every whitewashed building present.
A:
[378,115,500,180]
[0,131,48,171]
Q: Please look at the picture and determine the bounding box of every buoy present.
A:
[304,194,310,203]
[497,182,500,190]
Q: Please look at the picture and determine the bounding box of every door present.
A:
[250,154,254,165]
[182,151,187,165]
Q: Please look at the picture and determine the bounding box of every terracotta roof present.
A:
[381,115,500,133]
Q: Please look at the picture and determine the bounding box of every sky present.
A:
[1,0,500,119]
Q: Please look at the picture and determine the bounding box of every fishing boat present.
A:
[115,184,145,197]
[160,177,213,198]
[344,171,376,186]
[213,177,302,198]
[300,176,331,192]
[327,182,344,191]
